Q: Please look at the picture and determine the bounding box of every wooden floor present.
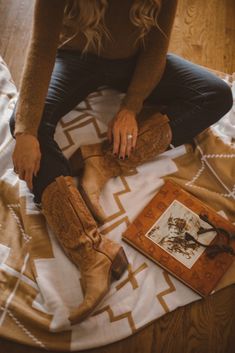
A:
[0,1,235,352]
[0,0,235,89]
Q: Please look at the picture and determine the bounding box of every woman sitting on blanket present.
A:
[9,0,233,324]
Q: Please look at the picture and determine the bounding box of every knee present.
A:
[217,81,233,115]
[208,80,233,118]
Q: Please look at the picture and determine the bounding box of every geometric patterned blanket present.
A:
[0,55,234,351]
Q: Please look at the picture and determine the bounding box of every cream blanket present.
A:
[0,56,234,351]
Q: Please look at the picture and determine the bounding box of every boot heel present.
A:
[111,247,129,280]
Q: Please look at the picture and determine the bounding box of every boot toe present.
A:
[68,290,108,325]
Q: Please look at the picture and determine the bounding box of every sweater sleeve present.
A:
[120,0,178,115]
[13,0,66,138]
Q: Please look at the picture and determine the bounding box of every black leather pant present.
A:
[9,49,233,204]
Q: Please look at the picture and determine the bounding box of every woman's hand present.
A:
[107,108,138,159]
[12,133,41,191]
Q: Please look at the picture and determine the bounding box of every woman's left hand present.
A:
[107,108,138,159]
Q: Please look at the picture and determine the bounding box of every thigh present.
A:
[145,53,230,109]
[39,49,107,135]
[143,53,232,146]
[9,48,104,138]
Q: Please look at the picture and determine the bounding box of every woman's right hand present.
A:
[12,133,41,191]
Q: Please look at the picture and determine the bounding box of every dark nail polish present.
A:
[113,153,117,157]
[119,156,124,160]
[125,155,129,159]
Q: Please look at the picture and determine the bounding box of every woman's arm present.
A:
[14,0,66,138]
[120,0,178,115]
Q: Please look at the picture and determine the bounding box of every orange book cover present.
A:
[122,180,235,296]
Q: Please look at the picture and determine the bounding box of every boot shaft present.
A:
[80,112,172,177]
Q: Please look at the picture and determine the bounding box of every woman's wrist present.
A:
[118,107,136,118]
[15,131,37,140]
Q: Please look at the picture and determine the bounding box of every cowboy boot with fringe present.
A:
[41,174,128,325]
[69,111,172,223]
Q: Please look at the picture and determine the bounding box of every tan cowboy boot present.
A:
[41,175,128,325]
[69,111,172,223]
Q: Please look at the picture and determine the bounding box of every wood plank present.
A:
[1,286,234,352]
[0,0,235,87]
[152,285,235,353]
[0,0,34,87]
[169,0,235,73]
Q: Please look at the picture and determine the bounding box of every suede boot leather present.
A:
[70,112,172,223]
[41,175,128,324]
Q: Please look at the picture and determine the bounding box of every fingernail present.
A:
[119,156,124,160]
[125,155,129,159]
[113,153,117,157]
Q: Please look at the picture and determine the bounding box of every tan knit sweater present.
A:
[14,0,178,138]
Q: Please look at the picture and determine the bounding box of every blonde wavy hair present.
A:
[63,0,166,54]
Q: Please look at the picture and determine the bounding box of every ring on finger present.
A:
[127,133,133,140]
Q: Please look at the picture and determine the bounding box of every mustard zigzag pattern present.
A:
[102,175,132,225]
[115,262,148,291]
[92,305,137,333]
[60,112,91,128]
[101,216,129,235]
[156,270,176,313]
[60,117,107,151]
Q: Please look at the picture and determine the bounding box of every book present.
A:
[122,180,235,296]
